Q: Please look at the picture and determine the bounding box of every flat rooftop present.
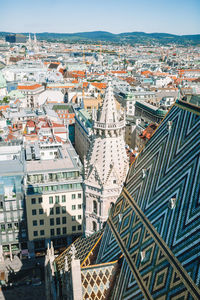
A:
[26,143,80,173]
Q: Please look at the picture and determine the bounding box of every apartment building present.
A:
[25,141,83,256]
[17,83,45,108]
[75,109,93,162]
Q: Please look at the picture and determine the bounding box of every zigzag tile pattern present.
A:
[97,103,200,299]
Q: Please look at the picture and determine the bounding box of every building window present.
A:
[40,219,44,226]
[78,225,82,231]
[38,197,43,203]
[49,197,53,204]
[62,206,66,213]
[1,224,5,231]
[78,204,82,209]
[72,216,76,221]
[14,223,19,229]
[72,226,76,232]
[40,230,45,236]
[7,223,12,229]
[50,218,54,226]
[72,194,76,199]
[92,221,97,232]
[50,229,54,236]
[50,208,54,215]
[39,209,43,215]
[31,198,36,204]
[93,201,97,214]
[56,228,61,235]
[78,215,82,220]
[55,196,60,204]
[62,227,66,234]
[33,220,37,226]
[56,207,60,214]
[32,209,37,215]
[62,195,66,202]
[78,193,82,199]
[72,205,76,210]
[33,231,38,237]
[56,218,60,225]
[62,217,66,224]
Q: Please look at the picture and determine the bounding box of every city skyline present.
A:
[0,0,200,35]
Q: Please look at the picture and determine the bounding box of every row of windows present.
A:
[1,223,19,231]
[48,206,66,215]
[28,171,79,184]
[27,183,82,195]
[48,205,82,216]
[32,204,82,216]
[48,193,82,204]
[32,208,44,215]
[31,194,82,205]
[31,197,43,204]
[33,219,44,226]
[32,214,82,227]
[33,225,82,237]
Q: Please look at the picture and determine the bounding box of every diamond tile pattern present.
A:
[81,262,118,300]
[55,230,103,271]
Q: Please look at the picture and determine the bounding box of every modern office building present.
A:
[0,142,27,260]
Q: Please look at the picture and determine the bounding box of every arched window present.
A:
[93,200,97,214]
[92,221,97,232]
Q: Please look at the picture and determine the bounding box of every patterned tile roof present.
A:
[96,101,200,299]
[55,230,103,271]
[81,260,120,300]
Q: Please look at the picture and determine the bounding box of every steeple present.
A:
[98,81,119,124]
[84,82,129,236]
[34,33,37,44]
[33,33,39,53]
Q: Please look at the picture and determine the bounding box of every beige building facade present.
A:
[25,142,83,256]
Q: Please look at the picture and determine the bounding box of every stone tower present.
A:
[84,81,129,236]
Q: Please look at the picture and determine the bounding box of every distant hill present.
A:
[0,31,200,45]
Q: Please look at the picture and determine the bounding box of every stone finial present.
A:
[118,213,122,223]
[50,241,54,256]
[140,251,146,262]
[64,256,69,272]
[70,244,77,260]
[142,169,147,179]
[47,242,50,257]
[169,197,176,209]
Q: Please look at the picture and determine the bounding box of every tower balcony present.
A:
[94,119,125,130]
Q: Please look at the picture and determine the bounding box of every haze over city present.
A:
[0,0,200,35]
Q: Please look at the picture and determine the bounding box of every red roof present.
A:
[91,82,107,89]
[52,122,65,128]
[0,105,9,111]
[26,120,35,127]
[18,84,42,90]
[111,70,127,74]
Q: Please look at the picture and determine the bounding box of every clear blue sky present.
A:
[0,0,199,35]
